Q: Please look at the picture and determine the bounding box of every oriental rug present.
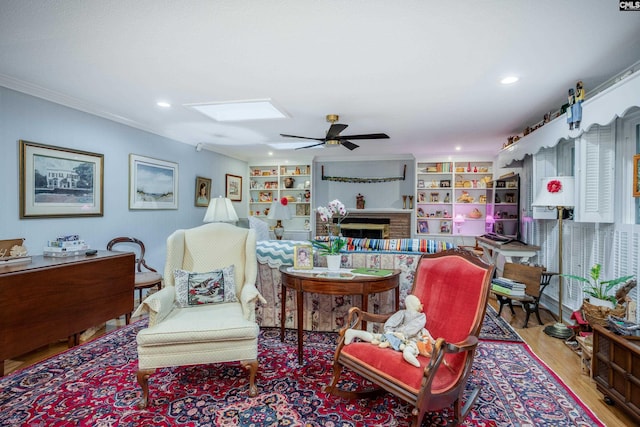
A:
[0,321,601,426]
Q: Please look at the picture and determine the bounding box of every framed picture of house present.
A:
[634,155,640,197]
[129,154,178,210]
[195,176,212,207]
[19,140,104,218]
[226,174,242,201]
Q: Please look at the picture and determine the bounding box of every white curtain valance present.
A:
[497,71,640,168]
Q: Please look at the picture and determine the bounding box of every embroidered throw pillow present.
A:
[174,265,237,307]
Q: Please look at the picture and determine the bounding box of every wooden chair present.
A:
[325,248,495,427]
[493,263,555,328]
[107,237,162,304]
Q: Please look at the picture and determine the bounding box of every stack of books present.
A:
[43,235,89,257]
[491,277,526,296]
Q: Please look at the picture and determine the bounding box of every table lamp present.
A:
[453,214,465,234]
[203,196,239,223]
[532,176,575,339]
[268,198,292,240]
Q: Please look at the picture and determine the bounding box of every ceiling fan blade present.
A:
[280,134,324,141]
[295,142,326,150]
[326,123,348,139]
[339,133,390,140]
[341,140,359,151]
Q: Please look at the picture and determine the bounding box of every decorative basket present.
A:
[582,299,625,326]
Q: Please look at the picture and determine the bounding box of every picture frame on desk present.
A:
[129,154,178,210]
[293,245,313,269]
[19,140,104,218]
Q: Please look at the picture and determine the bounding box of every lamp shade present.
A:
[532,176,575,208]
[267,199,292,220]
[203,196,239,222]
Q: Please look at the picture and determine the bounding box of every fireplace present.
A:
[336,218,390,239]
[315,210,411,238]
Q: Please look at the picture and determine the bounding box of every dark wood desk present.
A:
[0,251,134,375]
[279,265,400,364]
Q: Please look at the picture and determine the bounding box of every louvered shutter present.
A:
[532,147,558,219]
[575,124,615,222]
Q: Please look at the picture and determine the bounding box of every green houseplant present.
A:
[312,199,348,270]
[563,263,634,308]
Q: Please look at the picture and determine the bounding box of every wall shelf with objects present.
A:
[487,173,520,238]
[249,164,312,235]
[415,161,493,237]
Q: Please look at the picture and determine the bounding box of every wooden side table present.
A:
[279,265,400,364]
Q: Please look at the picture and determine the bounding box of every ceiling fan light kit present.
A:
[280,114,389,151]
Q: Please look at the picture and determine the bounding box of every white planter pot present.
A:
[589,296,615,309]
[326,254,341,272]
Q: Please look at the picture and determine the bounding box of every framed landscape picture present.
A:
[195,176,212,207]
[129,154,178,210]
[226,174,242,201]
[634,154,640,197]
[19,140,104,218]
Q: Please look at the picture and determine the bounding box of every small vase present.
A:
[326,254,341,272]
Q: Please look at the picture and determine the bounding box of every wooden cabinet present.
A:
[415,161,492,237]
[0,251,134,375]
[592,324,640,423]
[249,163,312,233]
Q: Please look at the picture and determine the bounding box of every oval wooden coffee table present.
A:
[279,265,400,364]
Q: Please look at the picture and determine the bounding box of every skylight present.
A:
[188,99,288,121]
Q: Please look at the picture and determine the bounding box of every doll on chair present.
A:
[344,294,436,367]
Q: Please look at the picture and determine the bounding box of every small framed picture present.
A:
[418,191,426,202]
[439,179,451,188]
[440,220,451,234]
[294,245,313,269]
[417,219,429,234]
[195,176,212,207]
[634,155,640,197]
[225,174,243,201]
[417,179,425,189]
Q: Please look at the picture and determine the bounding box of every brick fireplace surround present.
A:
[315,210,412,239]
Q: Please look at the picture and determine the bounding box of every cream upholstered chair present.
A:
[132,223,266,409]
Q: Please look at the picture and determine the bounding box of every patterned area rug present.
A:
[0,320,602,426]
[481,304,523,342]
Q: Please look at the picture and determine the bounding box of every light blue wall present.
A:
[312,159,415,209]
[0,87,247,272]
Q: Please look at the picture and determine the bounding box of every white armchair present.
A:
[132,223,266,409]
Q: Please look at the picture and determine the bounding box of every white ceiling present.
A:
[1,1,640,163]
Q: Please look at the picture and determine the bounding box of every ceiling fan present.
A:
[280,114,389,151]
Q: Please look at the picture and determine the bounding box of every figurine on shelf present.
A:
[566,87,575,129]
[444,192,450,203]
[356,193,365,209]
[573,80,585,130]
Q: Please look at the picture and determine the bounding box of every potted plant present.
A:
[564,263,634,309]
[312,199,348,271]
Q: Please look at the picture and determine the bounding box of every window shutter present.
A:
[575,124,615,222]
[532,147,558,219]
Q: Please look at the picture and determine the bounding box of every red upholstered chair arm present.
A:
[424,336,479,377]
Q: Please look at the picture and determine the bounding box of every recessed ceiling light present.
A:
[157,101,171,108]
[455,146,461,151]
[188,99,288,121]
[500,76,519,85]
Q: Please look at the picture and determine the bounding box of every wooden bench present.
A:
[493,263,557,328]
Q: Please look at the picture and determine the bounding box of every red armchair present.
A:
[325,248,495,427]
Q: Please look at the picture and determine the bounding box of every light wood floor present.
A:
[2,299,634,426]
